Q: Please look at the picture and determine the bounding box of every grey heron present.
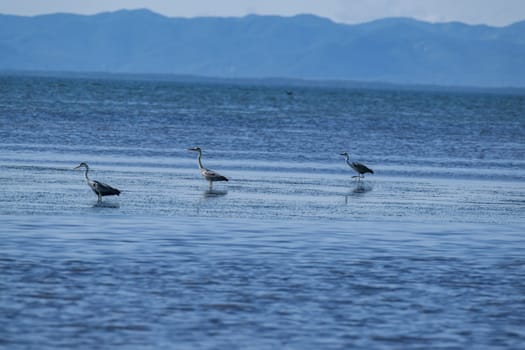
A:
[188,147,228,189]
[340,152,374,180]
[74,162,121,202]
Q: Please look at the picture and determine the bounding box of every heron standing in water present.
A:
[74,162,121,202]
[340,152,374,180]
[188,147,228,189]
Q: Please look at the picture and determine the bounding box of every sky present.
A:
[0,0,524,26]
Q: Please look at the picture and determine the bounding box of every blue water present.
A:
[1,74,525,349]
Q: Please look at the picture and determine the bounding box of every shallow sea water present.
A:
[1,75,525,349]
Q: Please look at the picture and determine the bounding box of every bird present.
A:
[74,162,121,202]
[188,147,228,189]
[340,152,374,180]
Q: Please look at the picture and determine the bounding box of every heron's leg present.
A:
[97,194,102,202]
[208,181,213,190]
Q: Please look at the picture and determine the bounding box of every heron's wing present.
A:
[92,180,121,195]
[352,162,374,174]
[201,168,228,181]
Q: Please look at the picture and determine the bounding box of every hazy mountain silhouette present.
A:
[1,9,524,87]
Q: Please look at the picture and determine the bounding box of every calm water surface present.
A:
[1,75,524,349]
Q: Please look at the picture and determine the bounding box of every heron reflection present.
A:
[203,189,228,198]
[344,182,373,204]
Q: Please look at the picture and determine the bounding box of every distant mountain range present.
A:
[1,9,524,87]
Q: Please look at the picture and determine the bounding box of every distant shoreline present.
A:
[2,69,525,95]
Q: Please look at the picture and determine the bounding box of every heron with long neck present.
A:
[188,147,228,189]
[74,162,121,202]
[340,152,374,180]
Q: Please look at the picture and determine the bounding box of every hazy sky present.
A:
[1,0,524,26]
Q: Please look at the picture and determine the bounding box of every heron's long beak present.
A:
[188,147,198,152]
[73,164,83,170]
